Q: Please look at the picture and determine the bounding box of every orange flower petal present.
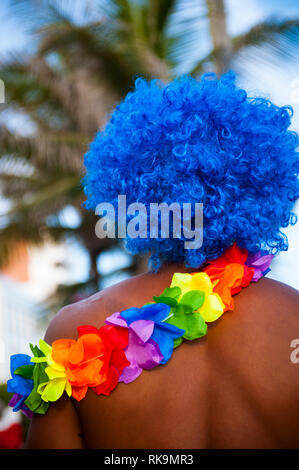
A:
[52,338,76,364]
[66,358,106,387]
[68,334,104,365]
[71,385,88,401]
[205,263,245,311]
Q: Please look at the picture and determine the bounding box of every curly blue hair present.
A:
[83,72,299,270]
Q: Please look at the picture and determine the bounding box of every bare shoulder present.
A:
[226,276,299,331]
[213,276,299,372]
[44,273,299,345]
[241,276,299,314]
[259,276,299,300]
[44,271,155,344]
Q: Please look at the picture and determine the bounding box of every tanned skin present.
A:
[26,263,299,449]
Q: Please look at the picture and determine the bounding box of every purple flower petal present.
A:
[125,329,163,367]
[105,311,128,327]
[21,407,33,419]
[8,393,23,409]
[107,311,165,385]
[8,393,33,419]
[119,362,142,384]
[139,339,164,369]
[130,320,155,343]
[119,327,163,384]
[246,252,274,281]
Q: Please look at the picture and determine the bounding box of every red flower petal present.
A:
[207,242,248,268]
[77,325,100,337]
[92,367,119,396]
[100,324,129,350]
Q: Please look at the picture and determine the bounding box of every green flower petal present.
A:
[14,364,34,379]
[166,310,207,340]
[153,286,181,307]
[39,378,67,402]
[164,290,208,341]
[24,343,50,414]
[173,337,183,349]
[179,290,205,313]
[24,389,49,414]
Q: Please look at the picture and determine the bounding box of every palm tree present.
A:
[205,0,232,74]
[194,0,299,75]
[0,0,298,309]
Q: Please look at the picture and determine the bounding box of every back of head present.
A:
[83,72,299,270]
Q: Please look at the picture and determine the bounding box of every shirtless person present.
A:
[26,270,299,449]
[14,73,299,448]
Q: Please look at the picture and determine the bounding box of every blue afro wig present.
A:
[83,72,299,270]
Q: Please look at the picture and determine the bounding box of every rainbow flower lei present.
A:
[7,244,273,418]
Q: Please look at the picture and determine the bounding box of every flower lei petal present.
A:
[170,273,225,323]
[7,243,274,417]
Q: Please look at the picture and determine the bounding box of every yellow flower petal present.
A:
[211,278,220,289]
[30,356,47,363]
[39,339,52,357]
[170,273,193,295]
[199,293,224,322]
[37,382,50,402]
[45,366,67,380]
[39,378,67,402]
[65,381,72,397]
[191,272,213,293]
[47,355,65,372]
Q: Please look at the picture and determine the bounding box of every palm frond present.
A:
[139,0,177,59]
[0,125,87,173]
[1,55,119,133]
[10,0,98,30]
[232,18,299,52]
[38,20,138,93]
[27,57,117,133]
[191,17,299,76]
[0,173,38,199]
[6,175,80,220]
[103,0,134,25]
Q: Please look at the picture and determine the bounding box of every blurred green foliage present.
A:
[0,0,298,313]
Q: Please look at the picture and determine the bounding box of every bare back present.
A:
[27,268,299,449]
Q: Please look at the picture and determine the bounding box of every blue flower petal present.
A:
[12,395,25,412]
[262,267,271,276]
[122,304,182,365]
[10,354,32,377]
[8,354,34,399]
[142,303,171,323]
[151,321,184,365]
[121,303,171,325]
[151,328,174,364]
[121,307,142,325]
[7,375,33,397]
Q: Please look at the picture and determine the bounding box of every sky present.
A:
[0,0,298,290]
